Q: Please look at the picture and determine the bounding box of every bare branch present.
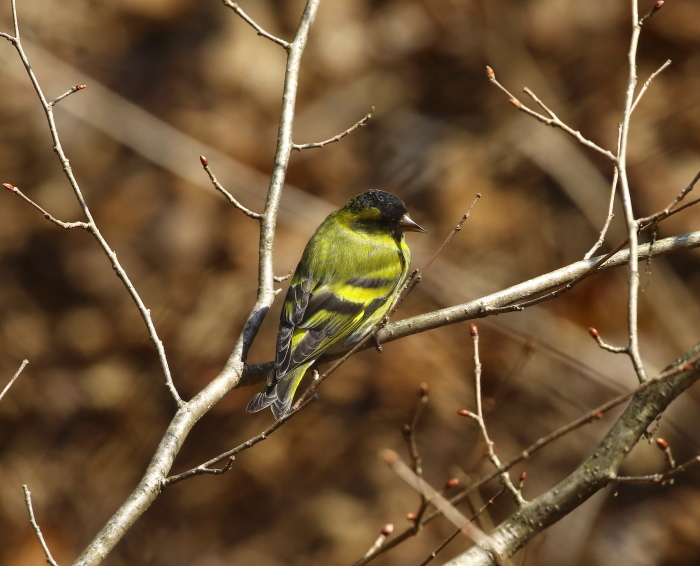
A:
[199,155,262,220]
[72,2,323,563]
[637,170,700,225]
[588,327,628,354]
[22,485,59,566]
[464,325,525,505]
[638,0,665,27]
[3,3,182,406]
[584,125,622,259]
[162,396,317,487]
[48,83,86,107]
[221,1,290,48]
[3,184,90,229]
[631,59,671,113]
[0,359,28,403]
[381,449,505,563]
[292,106,375,150]
[443,343,700,566]
[485,66,615,161]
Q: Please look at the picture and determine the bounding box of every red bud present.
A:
[199,155,208,166]
[457,409,471,417]
[406,513,417,522]
[592,411,603,419]
[445,477,459,489]
[656,438,669,449]
[3,183,16,191]
[470,323,478,336]
[588,327,600,338]
[380,523,394,536]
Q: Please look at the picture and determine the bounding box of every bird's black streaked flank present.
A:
[247,189,425,419]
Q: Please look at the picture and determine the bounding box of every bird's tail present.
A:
[246,363,310,420]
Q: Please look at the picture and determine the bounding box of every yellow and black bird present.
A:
[247,189,425,419]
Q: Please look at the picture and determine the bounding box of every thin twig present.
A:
[3,184,90,229]
[417,488,506,566]
[485,66,616,161]
[588,327,628,354]
[0,359,28,403]
[361,524,394,561]
[402,384,430,522]
[2,0,182,406]
[163,396,317,487]
[631,59,671,113]
[199,155,262,219]
[48,84,86,107]
[638,0,665,27]
[381,450,505,564]
[616,455,700,485]
[465,325,525,505]
[616,0,647,383]
[221,1,290,48]
[585,125,622,259]
[637,170,700,225]
[292,106,375,150]
[22,485,59,566]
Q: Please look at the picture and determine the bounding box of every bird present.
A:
[246,189,425,420]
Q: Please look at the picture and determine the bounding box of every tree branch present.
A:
[443,341,700,565]
[71,2,322,564]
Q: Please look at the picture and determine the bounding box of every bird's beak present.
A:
[398,213,426,233]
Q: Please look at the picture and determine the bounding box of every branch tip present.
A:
[485,65,495,80]
[588,327,600,339]
[380,524,394,536]
[655,438,669,450]
[199,155,208,166]
[381,448,400,466]
[457,409,472,417]
[3,182,17,191]
[470,323,479,336]
[418,382,429,399]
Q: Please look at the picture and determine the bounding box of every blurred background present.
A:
[1,0,699,564]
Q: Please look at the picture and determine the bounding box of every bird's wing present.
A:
[272,239,407,385]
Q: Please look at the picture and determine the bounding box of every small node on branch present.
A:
[509,98,521,108]
[593,411,604,420]
[418,382,429,399]
[445,477,459,489]
[518,472,527,490]
[681,363,693,372]
[380,524,394,537]
[470,323,479,337]
[406,512,418,522]
[402,423,412,437]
